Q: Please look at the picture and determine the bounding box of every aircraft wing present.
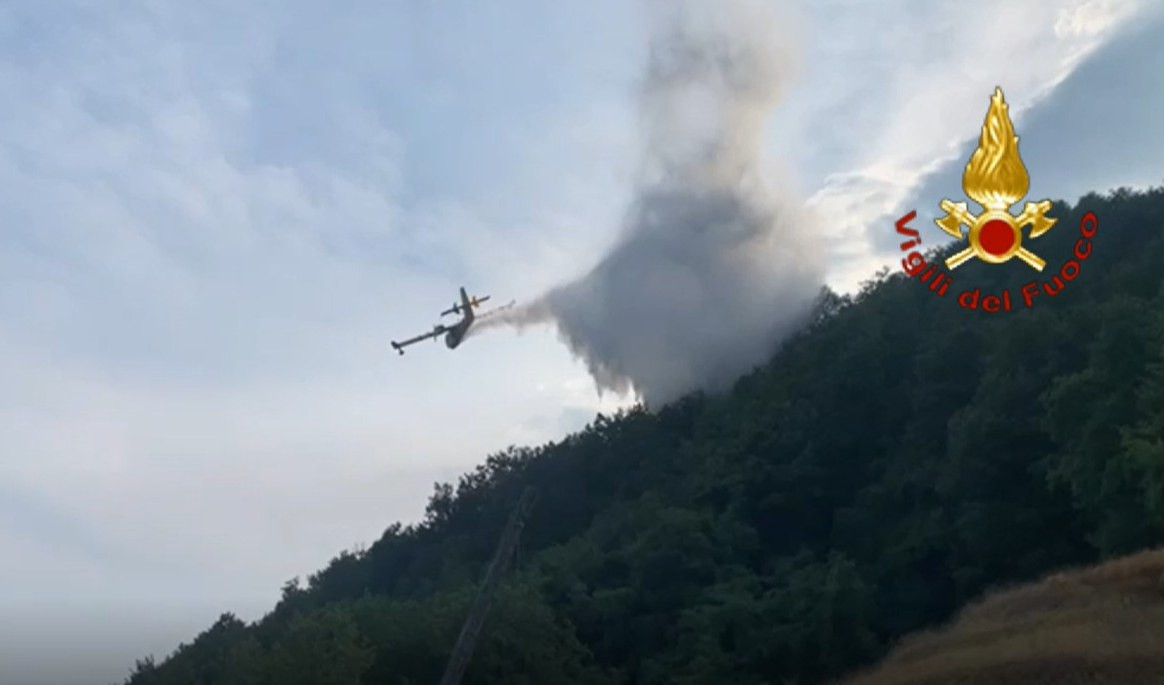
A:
[441,292,490,318]
[390,325,446,355]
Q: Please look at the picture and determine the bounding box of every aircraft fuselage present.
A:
[444,320,471,349]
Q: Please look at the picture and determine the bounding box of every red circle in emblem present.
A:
[979,219,1015,256]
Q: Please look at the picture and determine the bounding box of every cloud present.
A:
[764,0,1149,293]
[853,2,1164,272]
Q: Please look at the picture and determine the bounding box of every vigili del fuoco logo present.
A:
[894,87,1098,313]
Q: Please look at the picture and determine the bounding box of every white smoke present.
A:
[475,0,825,406]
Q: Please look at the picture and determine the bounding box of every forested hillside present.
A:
[123,186,1164,684]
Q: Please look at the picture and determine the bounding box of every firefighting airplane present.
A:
[390,287,513,355]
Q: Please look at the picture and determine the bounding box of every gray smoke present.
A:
[476,0,825,406]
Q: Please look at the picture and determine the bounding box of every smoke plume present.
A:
[476,0,825,406]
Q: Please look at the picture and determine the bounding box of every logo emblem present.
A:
[935,87,1057,271]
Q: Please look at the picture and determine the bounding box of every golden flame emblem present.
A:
[936,87,1057,270]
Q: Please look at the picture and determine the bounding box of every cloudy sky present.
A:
[1,1,1161,682]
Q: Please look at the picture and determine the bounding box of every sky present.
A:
[0,1,1161,682]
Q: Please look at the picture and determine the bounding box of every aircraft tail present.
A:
[460,287,475,323]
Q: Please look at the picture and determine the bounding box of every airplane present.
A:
[391,287,502,355]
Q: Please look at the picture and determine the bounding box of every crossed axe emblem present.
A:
[935,198,1057,271]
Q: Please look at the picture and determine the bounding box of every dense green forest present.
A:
[123,186,1164,684]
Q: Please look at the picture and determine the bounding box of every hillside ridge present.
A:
[124,186,1164,685]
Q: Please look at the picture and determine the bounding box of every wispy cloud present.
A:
[769,0,1148,292]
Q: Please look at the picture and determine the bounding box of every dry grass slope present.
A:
[839,549,1164,685]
